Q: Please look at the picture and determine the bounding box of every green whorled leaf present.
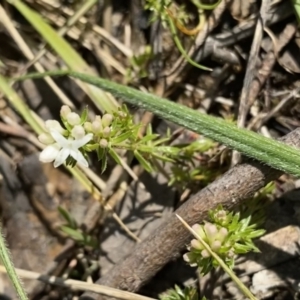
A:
[233,243,252,253]
[291,0,300,23]
[137,133,160,144]
[146,124,153,135]
[108,148,122,165]
[168,178,176,187]
[185,139,215,153]
[136,145,155,153]
[247,244,261,253]
[241,241,260,253]
[246,229,266,239]
[60,226,85,241]
[159,285,199,300]
[97,146,106,161]
[60,226,96,247]
[152,152,176,163]
[134,150,154,172]
[152,137,172,146]
[110,131,133,144]
[61,118,72,132]
[58,206,77,229]
[101,154,108,174]
[156,146,181,156]
[80,106,89,124]
[239,216,252,232]
[230,213,241,228]
[86,143,99,151]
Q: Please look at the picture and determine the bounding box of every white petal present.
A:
[54,148,70,168]
[50,130,69,147]
[73,133,93,149]
[69,149,89,168]
[39,144,60,163]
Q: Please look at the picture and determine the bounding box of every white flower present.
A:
[39,130,93,168]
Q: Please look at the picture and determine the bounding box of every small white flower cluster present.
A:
[38,105,93,168]
[183,222,229,267]
[83,113,113,149]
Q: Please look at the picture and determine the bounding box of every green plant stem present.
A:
[0,223,28,300]
[164,0,222,71]
[166,12,212,71]
[191,0,222,10]
[13,70,300,177]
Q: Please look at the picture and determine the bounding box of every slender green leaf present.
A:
[291,0,300,23]
[13,70,300,177]
[0,223,28,300]
[137,134,160,144]
[61,226,84,241]
[108,148,122,165]
[58,206,77,229]
[97,147,106,161]
[134,150,154,172]
[101,155,108,173]
[80,106,89,124]
[110,131,132,144]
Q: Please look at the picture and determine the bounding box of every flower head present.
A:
[39,130,93,168]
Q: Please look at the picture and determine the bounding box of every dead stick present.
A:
[80,128,300,300]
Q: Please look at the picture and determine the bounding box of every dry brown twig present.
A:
[78,126,300,300]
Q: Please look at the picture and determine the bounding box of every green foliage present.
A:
[145,0,172,25]
[44,103,217,184]
[291,0,300,23]
[58,207,97,248]
[144,0,223,71]
[184,205,265,275]
[159,285,202,300]
[8,66,291,299]
[126,46,153,81]
[239,182,275,227]
[15,70,300,178]
[168,138,217,189]
[0,223,28,300]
